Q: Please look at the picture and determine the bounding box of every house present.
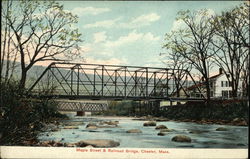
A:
[185,68,243,99]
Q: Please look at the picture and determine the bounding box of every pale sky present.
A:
[58,1,242,68]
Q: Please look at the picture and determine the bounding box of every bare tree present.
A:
[160,50,192,98]
[212,3,249,97]
[164,9,216,101]
[2,0,83,89]
[1,0,19,84]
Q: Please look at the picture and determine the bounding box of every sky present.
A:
[58,1,242,68]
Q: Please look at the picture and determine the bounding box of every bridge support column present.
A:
[76,111,85,116]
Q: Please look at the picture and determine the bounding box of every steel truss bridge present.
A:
[28,62,205,101]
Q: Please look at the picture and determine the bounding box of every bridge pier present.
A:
[76,111,85,116]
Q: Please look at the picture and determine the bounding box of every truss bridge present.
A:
[28,62,205,101]
[56,100,108,112]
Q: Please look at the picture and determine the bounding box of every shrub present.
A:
[0,81,65,145]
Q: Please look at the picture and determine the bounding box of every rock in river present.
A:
[172,135,192,143]
[126,129,142,133]
[76,139,120,148]
[157,132,167,136]
[104,121,119,126]
[155,125,167,129]
[86,123,97,128]
[216,127,228,131]
[143,121,156,126]
[63,126,79,129]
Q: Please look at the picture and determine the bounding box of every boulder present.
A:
[157,132,167,136]
[85,145,94,148]
[66,143,76,147]
[232,118,241,123]
[126,129,142,133]
[172,135,191,143]
[63,126,78,129]
[143,121,156,126]
[76,139,120,148]
[103,121,119,126]
[51,128,60,132]
[86,123,97,128]
[237,120,248,126]
[216,127,228,131]
[155,125,167,129]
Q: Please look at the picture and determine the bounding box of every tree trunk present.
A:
[205,78,211,104]
[19,69,27,89]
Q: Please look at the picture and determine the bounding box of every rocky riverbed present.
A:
[133,115,248,126]
[33,114,248,148]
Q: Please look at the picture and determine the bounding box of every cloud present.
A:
[71,7,110,16]
[80,30,160,61]
[86,57,128,65]
[93,31,107,43]
[84,18,121,28]
[83,13,160,29]
[104,30,160,48]
[122,13,160,28]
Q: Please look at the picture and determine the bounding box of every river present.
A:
[38,113,248,148]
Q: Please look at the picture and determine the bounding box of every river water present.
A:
[38,113,248,148]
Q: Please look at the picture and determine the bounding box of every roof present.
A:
[209,73,223,80]
[186,72,223,91]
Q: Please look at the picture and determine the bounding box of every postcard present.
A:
[0,0,249,159]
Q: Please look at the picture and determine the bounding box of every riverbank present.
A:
[154,101,249,127]
[132,116,248,126]
[20,116,68,146]
[85,115,248,126]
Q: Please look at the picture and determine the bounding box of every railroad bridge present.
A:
[56,100,108,115]
[28,62,205,114]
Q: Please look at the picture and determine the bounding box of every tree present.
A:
[0,0,19,84]
[1,0,82,89]
[160,50,192,98]
[164,9,216,101]
[212,3,249,98]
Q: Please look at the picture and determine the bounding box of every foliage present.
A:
[0,81,65,145]
[1,0,83,88]
[160,100,249,121]
[211,3,249,97]
[162,2,249,99]
[101,101,137,116]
